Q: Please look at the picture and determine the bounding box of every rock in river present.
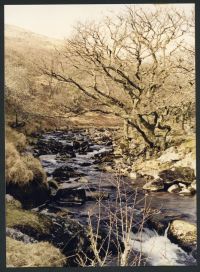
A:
[159,167,195,185]
[143,178,164,192]
[54,183,86,206]
[168,184,181,194]
[52,165,85,181]
[168,220,197,252]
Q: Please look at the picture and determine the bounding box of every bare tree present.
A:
[42,5,195,151]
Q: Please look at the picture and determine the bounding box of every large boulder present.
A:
[159,167,195,185]
[147,211,188,235]
[6,179,50,209]
[168,220,197,252]
[54,184,86,206]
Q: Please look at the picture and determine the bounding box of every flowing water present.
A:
[34,130,196,266]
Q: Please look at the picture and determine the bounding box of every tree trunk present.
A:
[128,115,170,151]
[15,112,18,127]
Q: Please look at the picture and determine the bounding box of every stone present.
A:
[159,167,195,185]
[179,188,194,196]
[147,212,187,235]
[78,177,89,183]
[191,180,196,190]
[54,186,86,206]
[129,172,137,179]
[178,183,186,188]
[52,165,83,181]
[157,147,182,163]
[6,194,14,202]
[167,184,181,193]
[143,178,164,192]
[6,180,50,209]
[168,220,197,252]
[86,191,109,201]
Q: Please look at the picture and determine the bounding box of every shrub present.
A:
[6,237,66,267]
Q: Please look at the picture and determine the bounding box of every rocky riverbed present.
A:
[7,128,197,266]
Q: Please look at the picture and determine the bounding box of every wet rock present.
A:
[6,227,37,244]
[37,138,64,155]
[147,211,187,235]
[54,185,86,206]
[168,184,181,194]
[86,191,109,201]
[143,178,164,192]
[159,167,195,185]
[6,179,50,209]
[79,162,91,167]
[62,144,75,157]
[50,216,90,265]
[179,187,195,196]
[52,165,83,181]
[73,140,81,150]
[168,220,197,252]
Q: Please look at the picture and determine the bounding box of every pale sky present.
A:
[4,4,194,39]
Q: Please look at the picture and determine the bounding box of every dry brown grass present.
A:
[6,142,46,185]
[6,237,66,267]
[6,125,26,151]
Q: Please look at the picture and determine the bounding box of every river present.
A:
[33,129,196,266]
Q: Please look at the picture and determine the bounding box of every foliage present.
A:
[42,6,195,150]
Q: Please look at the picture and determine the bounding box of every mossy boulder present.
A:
[6,200,52,240]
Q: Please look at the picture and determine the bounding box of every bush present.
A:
[6,237,66,267]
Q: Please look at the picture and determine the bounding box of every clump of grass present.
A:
[6,142,33,184]
[6,125,26,151]
[6,142,46,185]
[6,237,66,267]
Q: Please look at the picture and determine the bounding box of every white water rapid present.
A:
[130,227,196,266]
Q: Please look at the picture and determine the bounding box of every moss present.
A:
[6,201,52,238]
[6,237,66,267]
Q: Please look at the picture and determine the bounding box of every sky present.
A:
[4,4,194,39]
